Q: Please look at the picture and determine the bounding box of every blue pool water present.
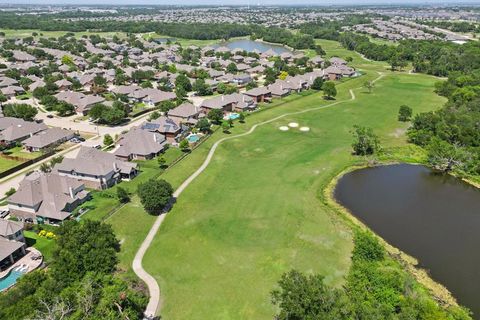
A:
[187,134,200,143]
[226,113,240,120]
[0,269,26,292]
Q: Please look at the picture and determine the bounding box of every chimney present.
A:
[113,162,118,171]
[68,186,74,198]
[222,95,225,101]
[153,133,157,142]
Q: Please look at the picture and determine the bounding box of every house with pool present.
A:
[0,219,26,271]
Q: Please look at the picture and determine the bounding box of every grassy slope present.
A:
[141,72,445,318]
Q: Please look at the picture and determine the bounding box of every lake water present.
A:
[214,39,291,54]
[334,164,480,318]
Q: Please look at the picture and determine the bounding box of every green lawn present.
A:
[24,231,56,264]
[0,147,44,173]
[0,157,22,173]
[139,68,445,318]
[4,146,42,160]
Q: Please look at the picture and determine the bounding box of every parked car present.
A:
[0,209,9,219]
[47,114,54,119]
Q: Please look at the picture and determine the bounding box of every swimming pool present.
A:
[187,134,200,143]
[226,113,240,120]
[0,268,26,292]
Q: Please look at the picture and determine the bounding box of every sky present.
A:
[2,0,480,5]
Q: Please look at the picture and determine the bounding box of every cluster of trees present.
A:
[251,26,316,49]
[0,220,147,320]
[299,15,373,41]
[34,87,76,116]
[89,102,128,125]
[407,71,480,174]
[2,103,38,121]
[0,12,318,50]
[310,76,338,99]
[335,32,480,76]
[271,230,471,320]
[421,20,480,34]
[0,13,251,40]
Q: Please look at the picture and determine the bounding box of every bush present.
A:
[116,187,130,203]
[398,105,413,122]
[352,230,385,262]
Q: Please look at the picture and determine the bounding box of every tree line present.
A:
[0,220,147,319]
[272,230,471,319]
[407,70,480,175]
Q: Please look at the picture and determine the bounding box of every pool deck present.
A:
[0,247,43,280]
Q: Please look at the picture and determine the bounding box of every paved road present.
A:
[131,74,384,318]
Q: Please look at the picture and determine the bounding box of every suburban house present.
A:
[54,79,73,91]
[232,74,252,85]
[0,119,48,146]
[128,88,176,107]
[0,219,26,271]
[22,128,75,152]
[114,127,167,160]
[201,93,256,114]
[12,50,36,62]
[7,172,90,224]
[140,116,183,143]
[54,91,105,115]
[167,102,202,125]
[324,66,344,81]
[1,86,25,98]
[53,147,138,189]
[243,87,272,103]
[268,82,291,98]
[0,77,18,88]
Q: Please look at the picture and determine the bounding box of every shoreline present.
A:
[323,161,462,308]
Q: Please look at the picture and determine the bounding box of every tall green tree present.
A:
[351,125,380,156]
[137,179,174,215]
[322,81,337,99]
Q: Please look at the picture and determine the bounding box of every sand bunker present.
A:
[300,127,310,132]
[279,126,289,131]
[288,122,299,128]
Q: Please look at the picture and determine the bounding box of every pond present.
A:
[214,39,291,54]
[334,164,480,318]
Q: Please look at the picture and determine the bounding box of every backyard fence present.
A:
[0,151,55,179]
